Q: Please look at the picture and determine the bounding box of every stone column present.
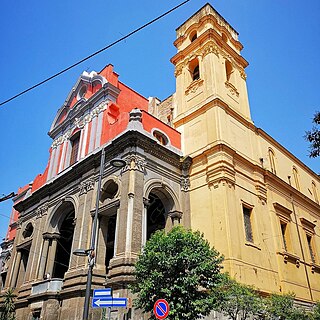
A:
[46,237,58,276]
[141,198,150,247]
[37,237,50,279]
[10,250,21,287]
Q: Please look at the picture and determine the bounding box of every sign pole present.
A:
[108,306,111,320]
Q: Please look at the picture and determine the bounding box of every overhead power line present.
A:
[0,192,16,203]
[0,0,191,107]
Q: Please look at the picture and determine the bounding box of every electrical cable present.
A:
[0,0,191,107]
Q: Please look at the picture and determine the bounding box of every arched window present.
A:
[189,58,200,82]
[225,60,233,82]
[268,148,276,174]
[153,130,168,146]
[312,181,319,204]
[38,202,76,280]
[147,193,167,240]
[52,210,75,278]
[70,132,80,166]
[190,31,197,42]
[292,167,300,191]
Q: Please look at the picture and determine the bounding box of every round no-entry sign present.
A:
[153,299,169,319]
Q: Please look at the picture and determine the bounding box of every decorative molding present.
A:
[273,202,292,223]
[168,210,183,221]
[123,155,147,173]
[51,100,108,148]
[278,251,300,267]
[311,263,320,273]
[79,178,95,195]
[201,42,219,58]
[225,81,239,97]
[174,63,184,77]
[239,68,247,80]
[35,204,48,219]
[255,184,267,205]
[180,177,190,191]
[185,78,204,96]
[143,197,150,208]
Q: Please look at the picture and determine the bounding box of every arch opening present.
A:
[51,203,75,279]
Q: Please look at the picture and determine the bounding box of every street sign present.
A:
[93,288,112,297]
[92,288,127,308]
[92,297,127,308]
[153,299,169,320]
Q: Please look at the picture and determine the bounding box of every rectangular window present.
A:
[280,222,288,251]
[70,135,80,165]
[243,206,253,243]
[306,234,315,263]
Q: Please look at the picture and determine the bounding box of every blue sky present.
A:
[0,0,319,241]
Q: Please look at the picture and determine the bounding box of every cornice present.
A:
[265,171,320,217]
[173,97,254,130]
[14,131,183,213]
[171,28,248,69]
[257,128,320,183]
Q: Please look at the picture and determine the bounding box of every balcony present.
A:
[31,279,63,296]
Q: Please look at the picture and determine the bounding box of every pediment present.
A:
[49,71,107,133]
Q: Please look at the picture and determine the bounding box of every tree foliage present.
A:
[214,275,263,320]
[265,293,312,320]
[305,111,320,158]
[130,226,224,320]
[0,288,16,320]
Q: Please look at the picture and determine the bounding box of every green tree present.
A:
[0,288,16,320]
[214,275,263,320]
[130,226,224,320]
[265,293,312,320]
[313,302,320,320]
[305,111,320,157]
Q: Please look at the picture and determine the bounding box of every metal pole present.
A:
[83,147,106,320]
[108,307,111,320]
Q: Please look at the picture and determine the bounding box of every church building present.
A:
[1,3,319,319]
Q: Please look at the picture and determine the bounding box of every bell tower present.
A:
[171,3,252,155]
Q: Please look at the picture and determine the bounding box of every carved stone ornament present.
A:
[180,177,190,191]
[239,69,247,80]
[174,64,184,77]
[185,79,204,96]
[36,204,49,219]
[79,178,95,195]
[225,81,239,97]
[201,42,219,58]
[123,155,147,173]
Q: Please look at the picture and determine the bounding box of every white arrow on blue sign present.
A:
[92,297,127,308]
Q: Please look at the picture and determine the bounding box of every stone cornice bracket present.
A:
[43,232,61,240]
[36,204,49,219]
[79,178,95,195]
[169,210,183,223]
[123,154,147,174]
[180,156,192,174]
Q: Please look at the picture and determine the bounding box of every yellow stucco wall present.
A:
[172,3,320,303]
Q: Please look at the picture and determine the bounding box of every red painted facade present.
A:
[5,64,181,238]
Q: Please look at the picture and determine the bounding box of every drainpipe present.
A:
[287,176,313,302]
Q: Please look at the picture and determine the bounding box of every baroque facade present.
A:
[1,3,319,319]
